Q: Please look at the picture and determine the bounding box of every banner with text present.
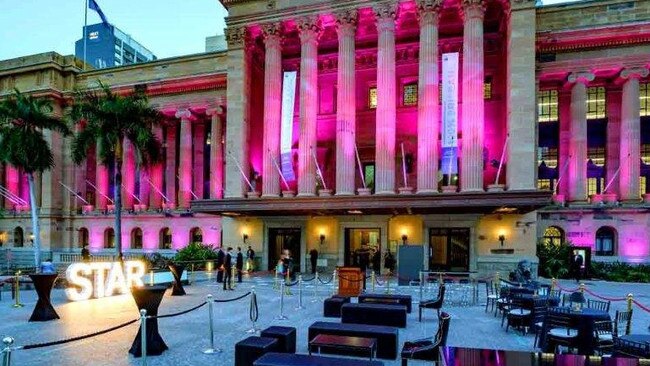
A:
[441,52,459,174]
[280,71,297,181]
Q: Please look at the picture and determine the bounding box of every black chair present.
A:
[419,284,445,322]
[545,307,580,353]
[495,286,512,317]
[548,289,562,299]
[504,294,530,333]
[401,312,451,366]
[485,281,498,313]
[587,299,611,313]
[531,298,549,348]
[613,337,650,358]
[614,309,633,337]
[592,320,614,355]
[562,292,586,307]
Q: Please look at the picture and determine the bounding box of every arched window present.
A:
[189,227,203,244]
[13,227,24,247]
[78,228,89,248]
[104,228,115,249]
[543,226,564,247]
[159,228,172,250]
[595,227,616,256]
[131,228,143,250]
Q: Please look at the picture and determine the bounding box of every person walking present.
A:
[81,244,90,262]
[216,247,225,283]
[246,246,255,272]
[309,248,318,274]
[236,247,244,283]
[572,250,584,283]
[223,247,233,290]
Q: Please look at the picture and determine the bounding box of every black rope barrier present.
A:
[284,279,300,287]
[301,275,316,282]
[249,292,259,323]
[154,301,207,319]
[213,291,251,303]
[19,319,138,350]
[338,274,367,283]
[318,276,333,284]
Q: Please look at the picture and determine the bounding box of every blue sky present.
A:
[0,0,580,62]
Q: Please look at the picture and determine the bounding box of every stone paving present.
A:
[1,274,650,366]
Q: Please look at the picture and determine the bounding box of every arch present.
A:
[595,226,616,256]
[542,226,564,247]
[159,227,172,250]
[189,227,203,244]
[13,227,24,247]
[131,227,143,250]
[78,228,89,248]
[104,228,115,249]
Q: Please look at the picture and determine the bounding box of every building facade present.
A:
[75,23,157,69]
[0,0,649,274]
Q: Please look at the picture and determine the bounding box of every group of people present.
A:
[215,246,256,290]
[276,249,295,279]
[351,245,395,274]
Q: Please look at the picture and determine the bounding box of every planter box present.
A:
[357,188,372,196]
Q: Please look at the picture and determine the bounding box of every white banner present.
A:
[280,71,297,181]
[441,52,459,148]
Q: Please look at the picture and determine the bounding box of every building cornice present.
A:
[537,22,650,53]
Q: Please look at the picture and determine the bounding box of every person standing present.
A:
[371,249,381,274]
[216,247,225,283]
[309,248,318,274]
[236,247,244,283]
[384,251,396,275]
[223,247,233,290]
[572,250,584,283]
[81,244,90,262]
[246,246,255,272]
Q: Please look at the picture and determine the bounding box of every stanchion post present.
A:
[332,269,338,296]
[295,275,304,310]
[273,267,279,290]
[371,271,376,292]
[312,272,319,302]
[276,281,288,320]
[285,271,292,296]
[12,271,23,308]
[419,271,424,304]
[247,287,259,334]
[579,283,585,294]
[550,278,556,293]
[495,272,500,285]
[231,267,237,289]
[627,293,633,334]
[149,270,154,286]
[2,336,14,366]
[203,294,221,353]
[140,309,148,366]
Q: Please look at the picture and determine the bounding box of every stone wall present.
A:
[537,0,650,32]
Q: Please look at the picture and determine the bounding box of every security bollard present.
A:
[2,336,14,366]
[295,275,304,310]
[312,272,320,303]
[12,272,23,308]
[371,271,376,292]
[203,294,221,354]
[140,309,148,366]
[276,281,288,320]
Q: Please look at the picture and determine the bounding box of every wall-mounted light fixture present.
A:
[319,233,326,245]
[401,234,408,245]
[498,234,506,247]
[242,233,249,243]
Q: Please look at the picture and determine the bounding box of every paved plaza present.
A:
[1,275,650,366]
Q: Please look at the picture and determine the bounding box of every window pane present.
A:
[403,84,418,106]
[538,89,559,122]
[642,83,649,117]
[588,147,606,167]
[369,87,377,109]
[484,82,492,100]
[586,86,606,120]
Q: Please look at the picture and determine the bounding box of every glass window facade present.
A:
[484,81,492,100]
[538,90,559,122]
[538,147,558,168]
[403,83,418,106]
[586,86,606,120]
[587,177,604,196]
[588,147,606,167]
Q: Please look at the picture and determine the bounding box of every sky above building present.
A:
[0,0,580,62]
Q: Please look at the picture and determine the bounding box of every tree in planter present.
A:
[0,90,71,269]
[69,83,163,261]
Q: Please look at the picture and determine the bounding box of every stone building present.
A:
[0,0,648,274]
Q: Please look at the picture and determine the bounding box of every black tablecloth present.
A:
[540,306,611,355]
[168,264,186,296]
[518,294,560,310]
[28,274,60,322]
[505,286,535,295]
[129,285,168,357]
[620,334,650,343]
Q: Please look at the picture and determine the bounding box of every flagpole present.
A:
[83,0,88,71]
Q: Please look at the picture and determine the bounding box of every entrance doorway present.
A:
[428,228,470,271]
[268,228,302,272]
[344,228,381,269]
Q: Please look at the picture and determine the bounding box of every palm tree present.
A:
[69,83,163,261]
[0,90,71,269]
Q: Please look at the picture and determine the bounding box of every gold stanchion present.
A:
[273,267,279,290]
[550,278,556,293]
[385,273,391,295]
[371,271,376,292]
[149,270,154,286]
[12,271,23,308]
[627,293,633,335]
[232,267,237,289]
[579,283,585,293]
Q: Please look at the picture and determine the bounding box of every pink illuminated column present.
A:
[334,9,358,196]
[193,121,205,199]
[4,165,19,208]
[176,109,194,208]
[262,23,283,197]
[207,106,224,199]
[95,145,110,209]
[374,2,398,195]
[416,0,441,194]
[121,139,136,209]
[165,124,177,206]
[460,0,485,192]
[148,125,164,208]
[297,17,320,197]
[619,68,649,201]
[567,72,594,202]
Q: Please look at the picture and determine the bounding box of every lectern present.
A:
[337,267,363,297]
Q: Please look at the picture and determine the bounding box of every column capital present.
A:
[620,67,649,80]
[224,26,250,50]
[334,9,358,36]
[567,72,595,85]
[461,0,486,20]
[175,108,195,121]
[261,22,283,48]
[297,16,322,45]
[374,2,398,32]
[417,0,442,25]
[206,105,226,116]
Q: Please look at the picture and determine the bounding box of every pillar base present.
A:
[487,184,505,192]
[82,205,94,214]
[601,193,618,204]
[416,189,439,195]
[643,194,650,204]
[375,190,396,196]
[296,192,316,198]
[282,190,295,198]
[162,202,175,210]
[589,194,604,205]
[335,191,355,196]
[442,185,458,193]
[357,188,372,196]
[318,189,332,197]
[461,188,485,193]
[398,187,414,195]
[247,191,261,199]
[261,193,280,198]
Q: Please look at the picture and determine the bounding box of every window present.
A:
[595,227,616,256]
[403,83,418,106]
[538,179,552,191]
[538,147,558,168]
[78,228,89,248]
[586,86,606,119]
[368,87,377,109]
[538,90,559,122]
[587,177,604,196]
[363,163,375,190]
[13,227,24,248]
[588,147,606,167]
[159,228,172,250]
[543,226,564,247]
[104,228,115,249]
[642,144,650,164]
[190,227,203,244]
[131,228,143,249]
[484,81,492,100]
[641,83,649,117]
[640,176,647,196]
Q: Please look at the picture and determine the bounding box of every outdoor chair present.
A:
[548,289,562,299]
[505,294,531,334]
[485,281,498,313]
[419,284,445,322]
[587,299,611,313]
[592,320,615,355]
[613,337,650,359]
[532,298,549,348]
[495,286,512,317]
[613,309,633,336]
[562,292,586,307]
[401,312,451,366]
[545,307,580,353]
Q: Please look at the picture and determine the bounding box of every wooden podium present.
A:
[337,267,363,297]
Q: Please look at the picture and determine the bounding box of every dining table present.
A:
[540,306,611,355]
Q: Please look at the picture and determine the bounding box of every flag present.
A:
[89,0,110,26]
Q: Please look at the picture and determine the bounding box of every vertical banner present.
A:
[441,52,459,175]
[280,71,297,181]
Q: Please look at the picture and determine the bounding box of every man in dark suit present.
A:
[309,249,318,274]
[572,250,584,283]
[223,247,233,290]
[236,247,244,283]
[216,247,225,283]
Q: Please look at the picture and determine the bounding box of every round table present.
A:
[168,264,186,296]
[541,306,611,355]
[518,294,560,310]
[619,334,650,343]
[28,273,60,322]
[129,285,169,357]
[504,286,535,295]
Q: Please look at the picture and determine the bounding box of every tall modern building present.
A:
[0,0,649,275]
[74,23,156,69]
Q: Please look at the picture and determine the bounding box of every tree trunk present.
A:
[27,173,41,271]
[114,156,124,262]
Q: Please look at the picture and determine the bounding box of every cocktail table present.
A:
[309,334,377,361]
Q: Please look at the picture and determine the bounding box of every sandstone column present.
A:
[374,2,398,195]
[122,139,136,209]
[95,145,110,209]
[148,125,164,208]
[619,68,649,201]
[165,124,177,206]
[176,109,193,208]
[193,121,205,199]
[334,10,358,196]
[567,72,594,202]
[416,0,441,194]
[207,106,225,199]
[460,0,485,192]
[297,17,320,197]
[262,23,283,197]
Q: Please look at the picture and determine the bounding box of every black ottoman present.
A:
[323,296,350,317]
[260,326,296,354]
[235,336,279,366]
[341,303,407,328]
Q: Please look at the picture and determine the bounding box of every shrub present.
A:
[537,239,572,279]
[591,261,650,283]
[173,242,218,264]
